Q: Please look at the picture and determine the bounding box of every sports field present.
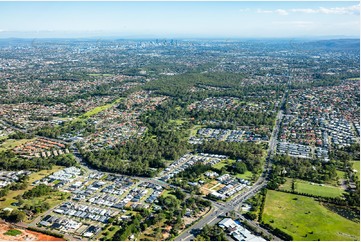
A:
[280,178,344,198]
[262,190,360,241]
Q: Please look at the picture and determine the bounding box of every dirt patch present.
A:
[200,186,211,195]
[203,180,218,189]
[0,222,64,241]
[183,208,209,226]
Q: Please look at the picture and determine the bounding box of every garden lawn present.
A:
[262,190,360,241]
[280,178,344,198]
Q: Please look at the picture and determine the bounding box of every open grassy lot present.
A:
[211,159,254,181]
[262,190,360,241]
[212,160,228,170]
[352,160,360,172]
[97,225,121,240]
[161,190,177,200]
[235,171,253,181]
[336,170,346,179]
[280,178,344,198]
[4,229,22,236]
[0,135,8,141]
[170,119,187,126]
[189,124,204,137]
[0,138,35,152]
[0,166,63,209]
[352,161,360,181]
[22,190,70,223]
[139,217,167,241]
[78,98,123,119]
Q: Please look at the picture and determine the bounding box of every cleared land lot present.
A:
[279,178,344,198]
[262,190,360,241]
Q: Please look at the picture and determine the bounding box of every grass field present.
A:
[212,159,254,181]
[77,98,124,120]
[0,166,63,209]
[190,124,204,137]
[262,190,360,241]
[280,178,344,198]
[0,135,8,141]
[21,189,70,223]
[161,190,177,200]
[235,171,253,181]
[336,170,346,179]
[352,161,360,172]
[98,225,121,240]
[352,161,360,181]
[212,160,229,169]
[4,229,22,236]
[170,119,187,125]
[0,138,35,152]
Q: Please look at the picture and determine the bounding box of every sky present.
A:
[0,1,359,38]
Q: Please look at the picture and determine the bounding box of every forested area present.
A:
[82,131,189,177]
[330,143,360,162]
[36,120,95,139]
[198,140,265,173]
[22,184,54,199]
[194,224,227,241]
[83,96,191,177]
[191,108,276,127]
[270,155,338,183]
[107,191,211,241]
[144,72,284,102]
[0,152,76,170]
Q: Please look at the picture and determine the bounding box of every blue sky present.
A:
[0,1,359,38]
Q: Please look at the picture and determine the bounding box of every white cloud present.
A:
[275,9,289,15]
[239,8,251,12]
[257,9,288,15]
[272,21,314,27]
[290,8,318,14]
[257,4,359,16]
[256,9,273,14]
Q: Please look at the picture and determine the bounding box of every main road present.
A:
[175,93,286,241]
[1,92,286,241]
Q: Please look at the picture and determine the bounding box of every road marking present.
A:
[183,235,193,241]
[207,215,219,225]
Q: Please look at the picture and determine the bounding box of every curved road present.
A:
[1,93,287,241]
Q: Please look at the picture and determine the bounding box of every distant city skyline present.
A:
[0,1,359,38]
